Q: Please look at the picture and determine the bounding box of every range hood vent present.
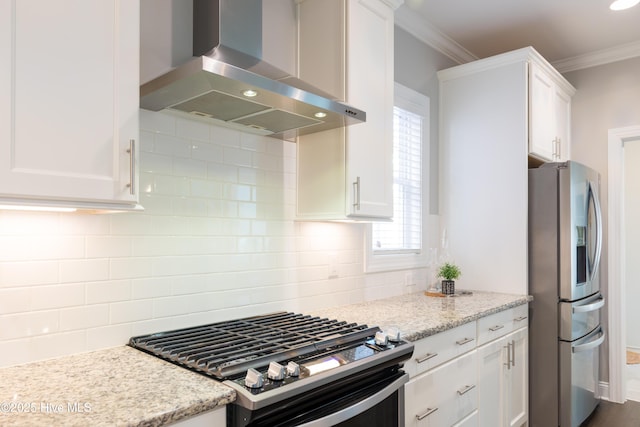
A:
[140,0,366,141]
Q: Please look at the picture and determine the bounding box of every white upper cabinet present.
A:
[0,0,140,209]
[438,46,574,295]
[529,61,573,162]
[296,0,400,220]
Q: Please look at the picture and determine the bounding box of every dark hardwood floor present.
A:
[581,399,640,426]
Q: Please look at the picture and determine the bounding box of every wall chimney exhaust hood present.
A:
[140,0,366,141]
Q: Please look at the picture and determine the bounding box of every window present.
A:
[365,83,429,272]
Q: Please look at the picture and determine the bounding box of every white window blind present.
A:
[372,105,422,254]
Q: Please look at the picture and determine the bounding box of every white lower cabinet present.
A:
[405,350,478,426]
[477,327,528,427]
[404,306,528,427]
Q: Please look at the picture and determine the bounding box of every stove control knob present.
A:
[244,368,264,389]
[267,361,286,381]
[374,331,388,346]
[286,361,300,377]
[385,327,401,342]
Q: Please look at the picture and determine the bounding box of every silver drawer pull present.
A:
[456,337,474,345]
[514,316,527,322]
[489,325,505,332]
[457,384,476,396]
[416,407,438,420]
[456,338,473,345]
[416,352,438,364]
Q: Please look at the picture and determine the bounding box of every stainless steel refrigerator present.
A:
[529,161,606,427]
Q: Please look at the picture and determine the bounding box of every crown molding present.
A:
[394,6,477,65]
[395,7,640,72]
[551,40,640,73]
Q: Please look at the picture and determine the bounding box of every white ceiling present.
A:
[395,0,640,72]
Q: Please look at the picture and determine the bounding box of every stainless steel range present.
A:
[129,312,413,426]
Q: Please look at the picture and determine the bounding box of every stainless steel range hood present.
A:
[140,0,365,141]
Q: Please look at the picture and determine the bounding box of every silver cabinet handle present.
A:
[510,339,515,367]
[489,324,505,332]
[457,384,476,396]
[126,139,136,195]
[456,337,474,345]
[514,316,527,322]
[352,176,361,210]
[416,353,438,364]
[504,343,511,370]
[416,407,438,420]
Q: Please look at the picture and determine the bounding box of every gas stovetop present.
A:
[129,312,413,409]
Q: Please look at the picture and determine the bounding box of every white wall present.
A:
[0,110,428,368]
[625,139,640,349]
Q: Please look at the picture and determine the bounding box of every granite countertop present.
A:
[0,346,235,427]
[0,290,530,426]
[312,290,532,342]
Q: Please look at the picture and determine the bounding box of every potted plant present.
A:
[437,262,461,295]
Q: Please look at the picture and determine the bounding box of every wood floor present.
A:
[581,399,640,426]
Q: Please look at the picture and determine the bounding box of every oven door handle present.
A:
[301,373,409,427]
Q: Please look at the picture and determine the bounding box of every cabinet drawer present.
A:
[404,321,477,377]
[477,305,528,345]
[405,350,478,427]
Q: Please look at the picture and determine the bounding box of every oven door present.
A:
[228,367,408,427]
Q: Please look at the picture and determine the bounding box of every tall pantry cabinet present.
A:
[0,0,140,209]
[438,47,575,295]
[296,0,402,221]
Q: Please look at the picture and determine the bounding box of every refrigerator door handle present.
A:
[588,180,603,284]
[572,328,605,353]
[572,295,605,313]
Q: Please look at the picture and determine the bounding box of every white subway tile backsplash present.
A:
[223,146,253,167]
[109,257,153,280]
[0,261,59,287]
[176,117,210,141]
[110,300,154,324]
[59,304,109,331]
[29,331,87,362]
[86,236,132,259]
[155,133,192,158]
[86,280,131,304]
[0,288,30,314]
[60,259,109,283]
[0,311,59,340]
[0,110,426,368]
[30,283,85,311]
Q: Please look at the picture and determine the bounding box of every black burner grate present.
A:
[129,312,378,379]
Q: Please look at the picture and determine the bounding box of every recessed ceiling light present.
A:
[314,112,327,118]
[243,89,258,97]
[610,0,640,10]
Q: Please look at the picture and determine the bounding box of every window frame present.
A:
[364,83,430,273]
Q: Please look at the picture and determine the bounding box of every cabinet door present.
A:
[0,0,139,207]
[554,87,571,161]
[529,62,557,161]
[529,61,571,162]
[345,0,393,218]
[506,327,528,427]
[477,335,508,427]
[477,328,529,427]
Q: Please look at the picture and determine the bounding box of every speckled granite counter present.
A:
[0,291,529,426]
[0,346,235,427]
[312,290,532,342]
